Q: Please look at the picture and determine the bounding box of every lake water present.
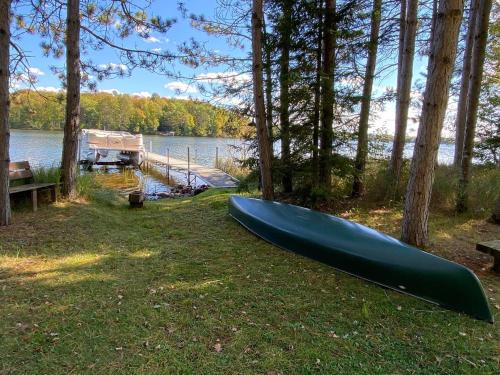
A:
[9,129,456,168]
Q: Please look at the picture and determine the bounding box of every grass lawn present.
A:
[1,188,499,374]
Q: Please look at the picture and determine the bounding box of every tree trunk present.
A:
[453,0,478,167]
[61,0,81,198]
[319,0,336,191]
[279,0,293,193]
[0,0,11,227]
[389,0,418,188]
[252,0,274,200]
[352,0,382,197]
[401,0,463,247]
[263,17,274,146]
[456,0,492,213]
[312,0,323,188]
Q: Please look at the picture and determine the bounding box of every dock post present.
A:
[187,147,191,186]
[215,146,219,168]
[166,148,170,182]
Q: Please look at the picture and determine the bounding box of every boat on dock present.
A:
[79,129,145,167]
[229,195,493,322]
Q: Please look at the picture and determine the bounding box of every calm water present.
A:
[10,130,246,168]
[10,129,455,168]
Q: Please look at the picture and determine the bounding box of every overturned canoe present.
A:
[229,195,493,322]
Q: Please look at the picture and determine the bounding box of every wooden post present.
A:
[166,148,170,182]
[31,190,37,212]
[215,146,219,169]
[77,132,81,167]
[187,147,191,186]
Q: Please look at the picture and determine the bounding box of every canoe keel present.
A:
[229,196,493,323]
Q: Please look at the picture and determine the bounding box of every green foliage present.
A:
[31,165,61,184]
[9,90,247,137]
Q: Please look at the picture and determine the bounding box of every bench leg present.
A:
[493,255,500,273]
[50,186,57,203]
[31,190,38,212]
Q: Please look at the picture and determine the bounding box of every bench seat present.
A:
[476,240,500,273]
[9,182,56,194]
[9,161,58,212]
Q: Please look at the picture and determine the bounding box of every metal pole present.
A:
[215,146,219,169]
[187,147,191,186]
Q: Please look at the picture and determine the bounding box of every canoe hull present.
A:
[229,195,493,322]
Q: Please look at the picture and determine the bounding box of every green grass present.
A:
[0,188,499,374]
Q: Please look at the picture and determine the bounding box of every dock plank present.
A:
[145,152,239,188]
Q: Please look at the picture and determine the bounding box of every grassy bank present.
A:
[0,188,499,374]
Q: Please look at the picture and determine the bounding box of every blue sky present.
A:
[11,0,437,136]
[12,1,239,98]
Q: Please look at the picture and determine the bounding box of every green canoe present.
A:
[229,195,493,322]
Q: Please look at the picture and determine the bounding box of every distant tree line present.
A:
[9,90,248,137]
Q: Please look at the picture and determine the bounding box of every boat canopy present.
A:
[80,129,145,152]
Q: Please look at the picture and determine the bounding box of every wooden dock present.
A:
[144,152,239,188]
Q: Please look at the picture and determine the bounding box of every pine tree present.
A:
[0,0,11,226]
[252,0,274,200]
[456,0,493,212]
[402,0,464,246]
[352,0,382,197]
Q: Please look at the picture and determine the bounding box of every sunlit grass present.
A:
[0,188,499,374]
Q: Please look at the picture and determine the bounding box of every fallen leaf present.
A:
[214,343,222,353]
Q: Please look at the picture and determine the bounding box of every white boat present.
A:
[79,129,145,166]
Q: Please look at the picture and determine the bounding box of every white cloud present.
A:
[195,71,251,85]
[28,67,45,76]
[98,63,128,71]
[131,91,152,98]
[36,86,62,92]
[164,81,198,93]
[151,47,162,53]
[145,36,161,43]
[99,89,121,95]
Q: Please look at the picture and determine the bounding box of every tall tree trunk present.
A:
[401,0,463,247]
[319,0,336,190]
[429,0,438,43]
[312,0,323,188]
[456,0,492,213]
[263,18,274,146]
[397,0,407,88]
[252,0,274,200]
[0,0,11,226]
[61,0,81,198]
[389,0,418,188]
[453,0,478,167]
[352,0,382,197]
[279,0,292,193]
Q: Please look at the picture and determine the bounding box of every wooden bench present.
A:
[476,240,500,273]
[9,161,57,212]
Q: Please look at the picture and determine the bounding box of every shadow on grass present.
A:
[1,190,499,374]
